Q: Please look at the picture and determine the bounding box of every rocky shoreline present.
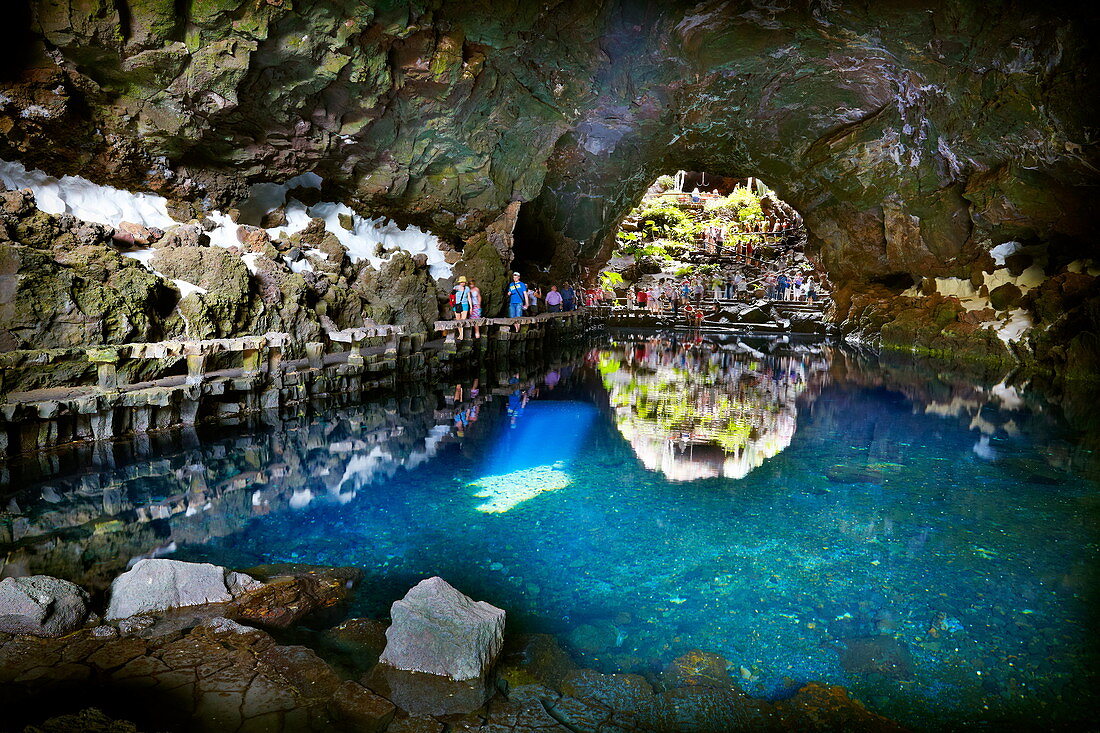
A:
[1,559,902,733]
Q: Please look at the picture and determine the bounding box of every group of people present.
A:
[506,273,580,316]
[763,272,818,302]
[449,273,582,323]
[633,279,710,317]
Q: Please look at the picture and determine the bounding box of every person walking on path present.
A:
[777,272,789,301]
[507,272,528,319]
[452,278,471,338]
[562,283,576,311]
[468,278,482,337]
[546,285,563,312]
[526,285,542,315]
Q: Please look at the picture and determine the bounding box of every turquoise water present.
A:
[3,335,1098,727]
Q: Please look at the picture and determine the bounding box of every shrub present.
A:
[637,205,691,240]
[708,186,764,223]
[654,174,676,191]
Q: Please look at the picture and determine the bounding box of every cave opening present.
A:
[596,171,828,316]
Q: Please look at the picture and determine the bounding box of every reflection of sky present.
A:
[601,343,827,481]
[469,402,597,513]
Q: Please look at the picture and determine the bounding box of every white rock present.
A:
[106,559,262,620]
[379,576,505,681]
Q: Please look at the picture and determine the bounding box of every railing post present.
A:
[87,348,121,391]
[306,342,325,369]
[242,336,266,375]
[185,353,207,385]
[348,335,365,366]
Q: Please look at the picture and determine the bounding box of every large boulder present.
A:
[0,575,91,637]
[379,576,505,681]
[106,559,262,620]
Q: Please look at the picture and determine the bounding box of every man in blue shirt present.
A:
[507,272,528,318]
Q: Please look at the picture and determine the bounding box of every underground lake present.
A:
[2,334,1096,730]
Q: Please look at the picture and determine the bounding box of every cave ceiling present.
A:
[1,0,1097,288]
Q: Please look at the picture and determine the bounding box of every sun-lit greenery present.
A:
[705,185,765,223]
[598,270,625,291]
[654,174,676,191]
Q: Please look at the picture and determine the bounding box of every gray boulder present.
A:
[379,576,505,681]
[0,575,90,637]
[106,559,262,620]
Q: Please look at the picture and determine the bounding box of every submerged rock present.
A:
[106,559,262,620]
[839,636,915,680]
[0,575,90,637]
[379,576,506,681]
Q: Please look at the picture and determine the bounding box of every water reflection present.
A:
[598,336,830,480]
[1,336,1097,728]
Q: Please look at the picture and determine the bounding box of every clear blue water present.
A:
[3,335,1098,728]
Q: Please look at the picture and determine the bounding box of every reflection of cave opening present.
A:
[600,171,829,307]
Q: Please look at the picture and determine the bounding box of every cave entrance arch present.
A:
[596,172,825,306]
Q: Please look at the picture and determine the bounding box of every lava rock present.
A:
[662,649,736,689]
[989,282,1023,311]
[0,575,90,637]
[232,564,360,629]
[329,680,396,732]
[106,559,262,620]
[379,577,505,681]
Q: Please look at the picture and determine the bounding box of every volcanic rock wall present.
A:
[1,0,1098,375]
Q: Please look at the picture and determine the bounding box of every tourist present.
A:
[806,277,817,303]
[546,285,563,312]
[670,285,682,319]
[693,280,704,305]
[527,284,542,315]
[452,278,471,339]
[562,282,576,311]
[648,286,661,313]
[468,278,482,337]
[777,272,789,300]
[765,273,777,300]
[636,288,648,309]
[691,187,701,203]
[792,273,804,301]
[507,272,527,318]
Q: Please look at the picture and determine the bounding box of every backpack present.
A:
[449,290,456,306]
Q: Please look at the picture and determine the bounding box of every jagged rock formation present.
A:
[1,1,1098,374]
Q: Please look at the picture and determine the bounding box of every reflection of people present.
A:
[507,272,527,319]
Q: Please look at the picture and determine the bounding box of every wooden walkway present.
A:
[0,309,593,458]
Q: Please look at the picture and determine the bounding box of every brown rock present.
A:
[662,649,736,689]
[236,224,273,253]
[989,283,1022,311]
[116,222,155,245]
[330,680,396,732]
[233,565,360,629]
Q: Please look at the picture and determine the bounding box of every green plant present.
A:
[708,186,764,223]
[654,174,676,191]
[637,205,691,241]
[599,271,625,291]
